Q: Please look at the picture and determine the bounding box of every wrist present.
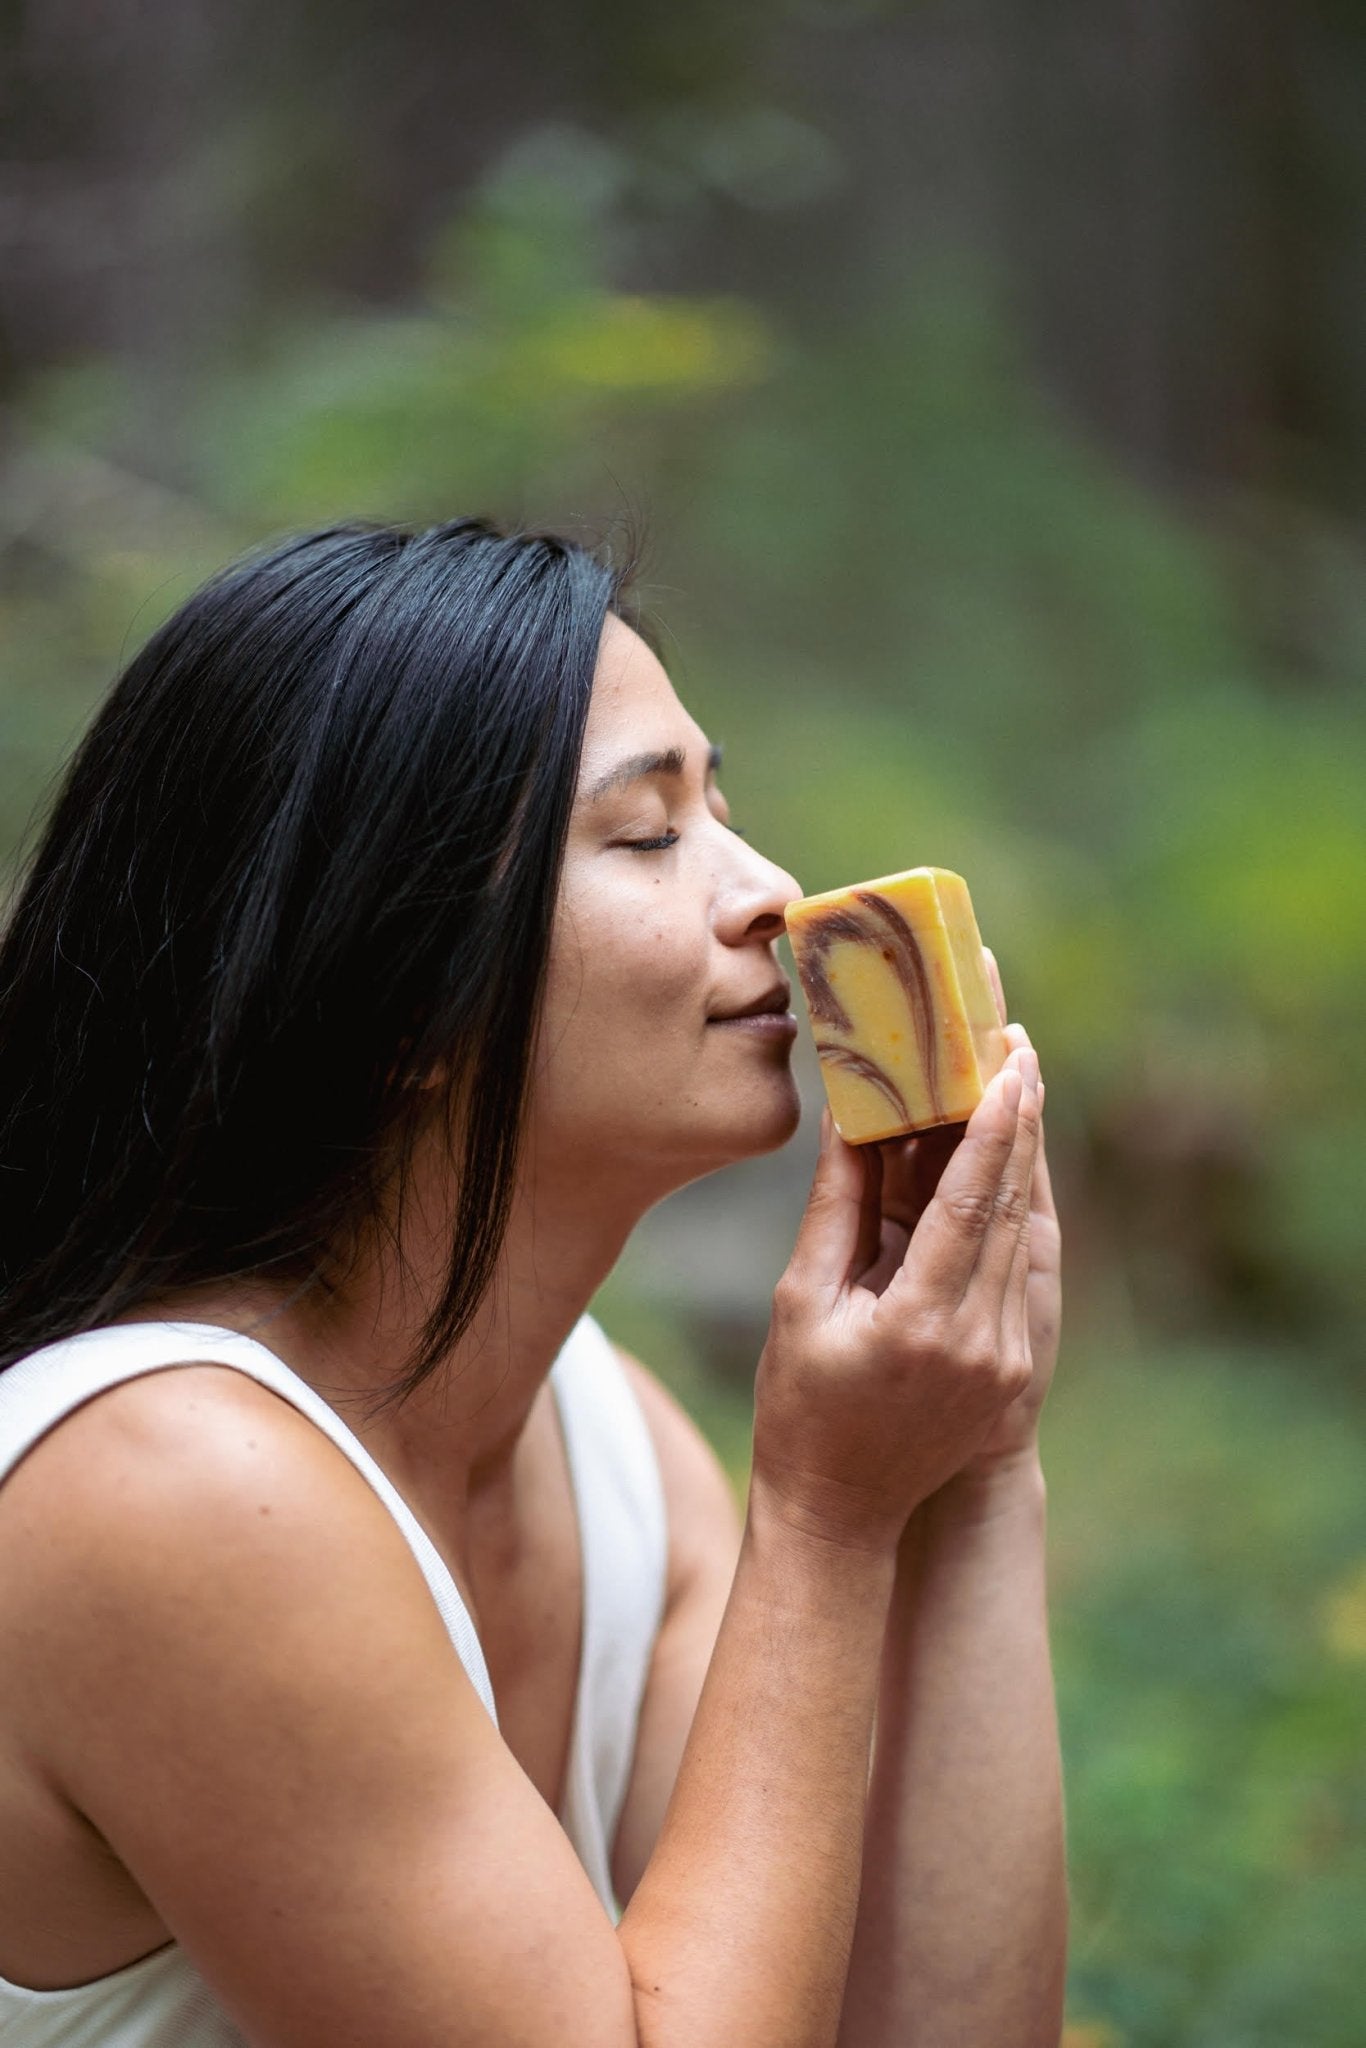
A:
[918,1445,1047,1537]
[887,1452,1048,1631]
[745,1469,903,1580]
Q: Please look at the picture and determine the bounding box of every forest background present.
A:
[2,3,1365,2040]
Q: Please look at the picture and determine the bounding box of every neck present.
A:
[363,1180,643,1493]
[121,1120,693,1568]
[170,1150,652,1514]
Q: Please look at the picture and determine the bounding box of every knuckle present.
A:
[804,1180,842,1220]
[771,1273,814,1324]
[1003,1357,1034,1400]
[991,1181,1031,1230]
[954,1329,999,1377]
[942,1188,996,1237]
[892,1303,951,1364]
[1012,1089,1040,1128]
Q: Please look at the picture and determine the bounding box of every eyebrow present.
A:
[586,741,724,803]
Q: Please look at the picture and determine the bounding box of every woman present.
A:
[0,519,1065,2047]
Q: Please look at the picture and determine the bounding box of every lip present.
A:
[708,1009,799,1041]
[708,980,793,1023]
[707,975,799,1045]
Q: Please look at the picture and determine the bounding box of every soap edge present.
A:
[784,864,954,925]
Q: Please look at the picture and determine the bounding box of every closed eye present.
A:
[622,830,680,852]
[621,816,747,852]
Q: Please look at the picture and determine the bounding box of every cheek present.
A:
[538,875,707,1106]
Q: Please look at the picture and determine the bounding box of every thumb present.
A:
[784,1108,870,1298]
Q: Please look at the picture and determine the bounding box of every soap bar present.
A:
[784,867,1008,1143]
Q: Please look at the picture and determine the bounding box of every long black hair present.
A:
[0,518,637,1395]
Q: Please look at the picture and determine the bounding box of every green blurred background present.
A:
[3,3,1364,2038]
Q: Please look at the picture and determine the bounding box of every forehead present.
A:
[578,614,702,771]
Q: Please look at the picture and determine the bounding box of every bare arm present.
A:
[838,984,1068,2045]
[6,1364,894,2048]
[837,1457,1067,2048]
[613,1404,1065,2048]
[609,1355,744,1909]
[2,1055,1037,2048]
[623,1493,896,2046]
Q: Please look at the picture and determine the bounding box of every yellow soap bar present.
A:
[784,867,1008,1144]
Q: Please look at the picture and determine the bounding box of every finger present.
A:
[909,1123,962,1207]
[894,1123,961,1229]
[1001,1183,1033,1371]
[983,944,1008,1027]
[970,1051,1042,1306]
[851,1139,885,1280]
[857,1215,911,1298]
[876,1127,959,1247]
[1026,1086,1063,1294]
[1030,1084,1059,1226]
[786,1107,876,1297]
[892,1059,1024,1307]
[875,1134,923,1233]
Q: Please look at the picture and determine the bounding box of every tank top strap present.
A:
[550,1315,668,1918]
[0,1321,498,1725]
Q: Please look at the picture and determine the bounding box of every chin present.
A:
[682,1069,804,1174]
[754,1074,804,1152]
[546,1070,803,1199]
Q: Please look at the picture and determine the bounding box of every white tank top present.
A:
[0,1314,668,2045]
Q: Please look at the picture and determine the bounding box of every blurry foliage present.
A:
[607,1311,1366,2047]
[1048,1343,1366,2047]
[197,133,771,526]
[3,106,1366,2041]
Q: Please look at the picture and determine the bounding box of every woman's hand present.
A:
[964,950,1061,1475]
[751,1040,1042,1556]
[872,946,1064,1490]
[856,947,1062,1479]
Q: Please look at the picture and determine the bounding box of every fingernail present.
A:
[1020,1049,1040,1092]
[1001,1069,1022,1113]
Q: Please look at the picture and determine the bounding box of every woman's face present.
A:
[530,615,804,1196]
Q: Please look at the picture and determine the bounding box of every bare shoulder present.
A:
[0,1363,457,1761]
[0,1360,391,1574]
[610,1345,743,1589]
[0,1363,635,2045]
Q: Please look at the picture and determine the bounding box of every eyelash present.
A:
[624,831,679,853]
[622,823,747,853]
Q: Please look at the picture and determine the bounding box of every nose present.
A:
[716,838,803,948]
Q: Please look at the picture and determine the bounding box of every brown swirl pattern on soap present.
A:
[791,907,866,1033]
[815,1044,910,1125]
[794,886,945,1129]
[853,890,940,1112]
